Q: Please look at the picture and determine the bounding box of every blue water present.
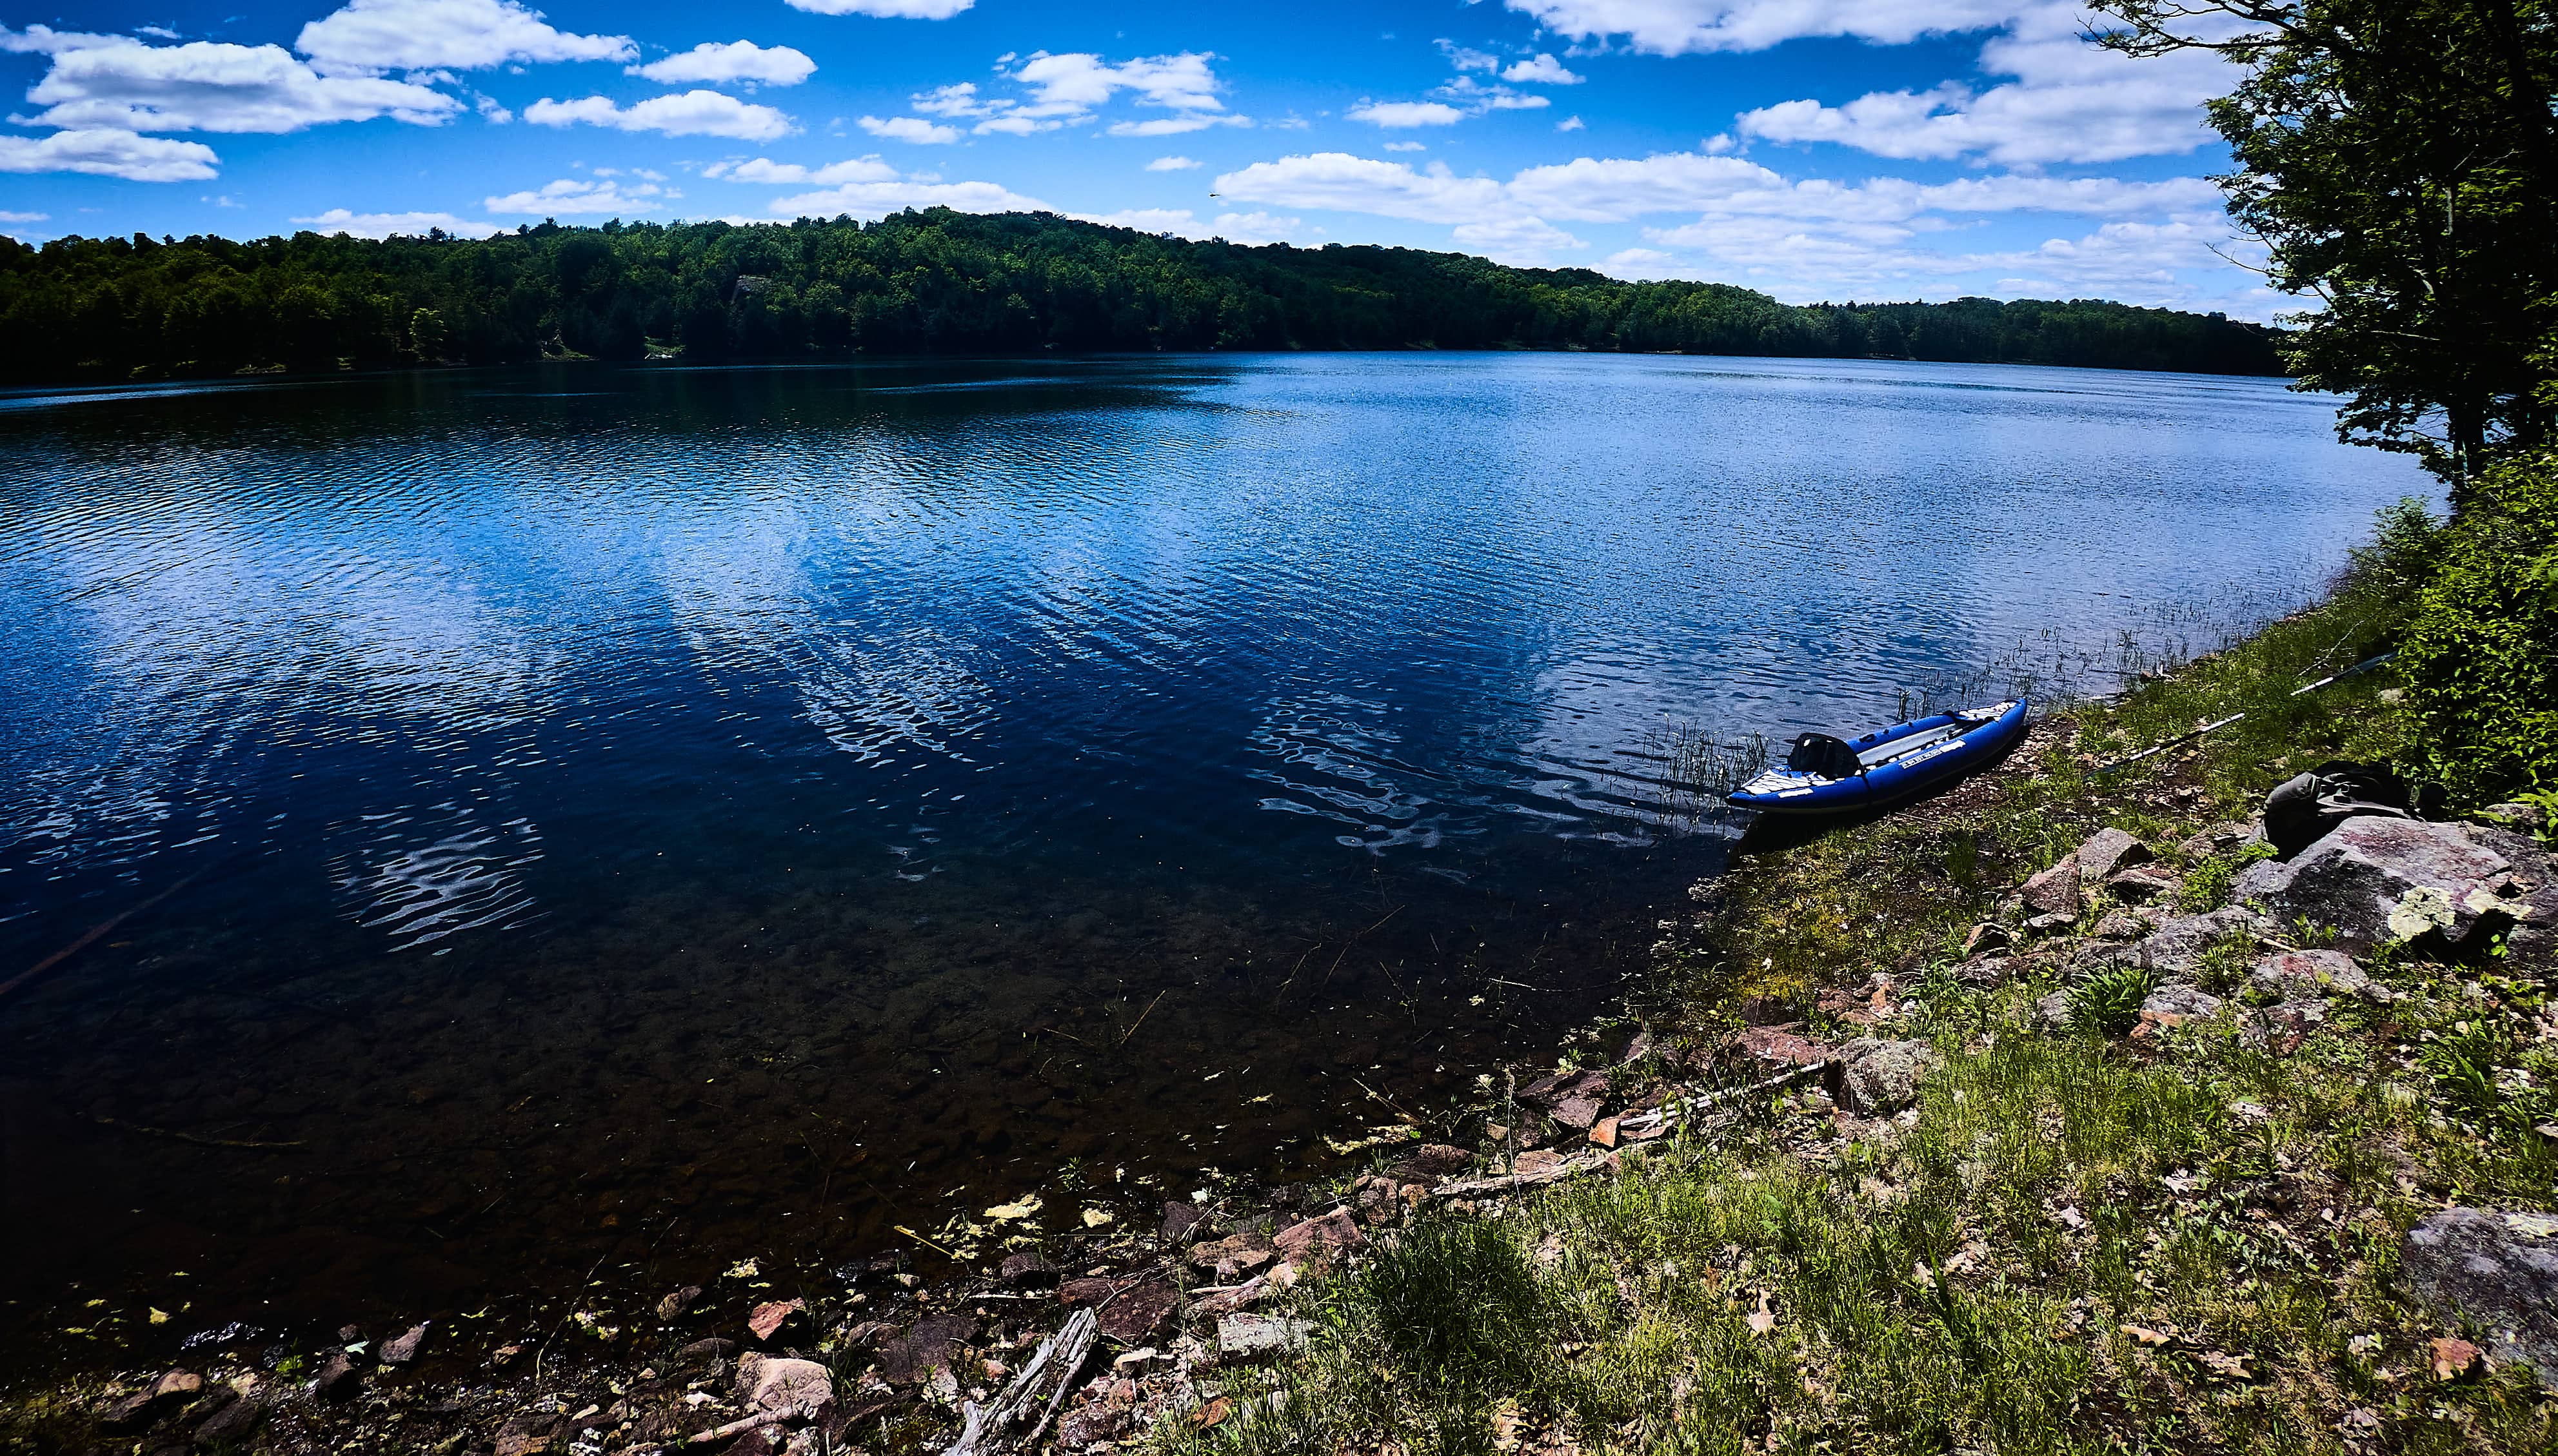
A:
[0,353,2426,1346]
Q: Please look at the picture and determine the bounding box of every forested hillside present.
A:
[0,208,2285,384]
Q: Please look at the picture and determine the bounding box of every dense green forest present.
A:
[0,208,2285,384]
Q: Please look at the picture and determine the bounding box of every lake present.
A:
[0,353,2426,1360]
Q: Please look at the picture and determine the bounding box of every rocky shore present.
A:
[15,631,2558,1453]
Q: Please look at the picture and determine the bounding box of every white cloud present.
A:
[1502,53,1583,84]
[1439,44,1502,72]
[1349,101,1465,128]
[295,0,633,75]
[784,0,973,16]
[293,207,506,237]
[766,174,1048,217]
[1734,13,2226,165]
[1215,154,1505,224]
[1145,154,1200,170]
[909,83,984,117]
[1382,140,1427,152]
[1453,214,1585,262]
[2,26,459,133]
[858,114,960,143]
[706,155,898,184]
[0,208,47,220]
[1073,206,1309,245]
[631,41,815,88]
[1557,115,1585,132]
[526,90,792,141]
[484,176,672,214]
[0,126,218,180]
[1502,0,2018,55]
[1105,114,1249,137]
[900,51,1241,137]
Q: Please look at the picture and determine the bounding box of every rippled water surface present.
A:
[0,354,2424,1357]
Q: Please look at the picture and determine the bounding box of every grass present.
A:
[1150,533,2558,1455]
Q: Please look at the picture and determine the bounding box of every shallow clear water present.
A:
[0,354,2424,1356]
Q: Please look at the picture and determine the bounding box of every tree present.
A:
[2096,0,2558,499]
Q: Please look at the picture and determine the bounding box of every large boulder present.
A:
[2233,816,2534,952]
[2404,1208,2558,1390]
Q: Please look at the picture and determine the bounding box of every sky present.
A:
[0,0,2277,315]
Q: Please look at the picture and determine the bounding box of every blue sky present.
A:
[0,1,2274,314]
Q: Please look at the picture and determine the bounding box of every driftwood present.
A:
[686,1406,800,1444]
[942,1305,1098,1456]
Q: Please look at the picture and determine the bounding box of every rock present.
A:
[737,1353,835,1412]
[1100,1279,1179,1341]
[1735,1025,1834,1069]
[1160,1201,1207,1245]
[2234,816,2528,952]
[312,1352,360,1400]
[193,1395,263,1445]
[673,1337,737,1365]
[1961,921,2012,956]
[1274,1207,1369,1270]
[2478,802,2548,832]
[2265,763,2415,858]
[2016,858,2083,920]
[1387,1144,1471,1182]
[1217,1313,1313,1361]
[1189,1276,1269,1317]
[2138,983,2223,1027]
[656,1284,703,1322]
[491,1412,564,1456]
[2076,828,2153,889]
[1520,1070,1611,1108]
[380,1323,428,1365]
[1187,1231,1275,1278]
[1547,1095,1603,1130]
[1058,1277,1118,1308]
[748,1299,804,1342]
[877,1313,979,1384]
[2093,910,2148,941]
[2248,949,2370,999]
[1058,1404,1130,1447]
[2404,1208,2558,1390]
[98,1372,203,1430]
[1837,1039,1939,1117]
[2036,990,2074,1030]
[1954,954,2008,987]
[999,1251,1058,1286]
[2177,820,2254,860]
[2121,905,2278,978]
[2107,862,2181,903]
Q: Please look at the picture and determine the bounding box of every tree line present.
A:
[0,209,2286,386]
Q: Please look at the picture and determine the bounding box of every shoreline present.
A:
[15,575,2556,1454]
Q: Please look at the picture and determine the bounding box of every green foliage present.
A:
[2177,841,2277,912]
[2097,0,2558,483]
[2069,959,2159,1036]
[2394,449,2558,802]
[0,212,2289,386]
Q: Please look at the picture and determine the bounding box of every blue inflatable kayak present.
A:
[1727,698,2031,816]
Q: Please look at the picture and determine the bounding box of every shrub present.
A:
[2394,453,2558,804]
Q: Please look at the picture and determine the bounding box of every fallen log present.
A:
[942,1305,1099,1456]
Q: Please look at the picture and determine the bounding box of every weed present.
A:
[2068,959,2156,1037]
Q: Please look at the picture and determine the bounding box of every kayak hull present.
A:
[1725,698,2031,817]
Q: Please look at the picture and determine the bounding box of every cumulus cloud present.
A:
[705,155,899,184]
[1502,53,1583,84]
[526,89,793,140]
[1349,101,1465,128]
[1145,154,1200,170]
[1075,206,1309,246]
[1734,10,2225,165]
[484,176,673,214]
[898,51,1244,137]
[2,26,459,132]
[784,0,973,15]
[1557,115,1585,131]
[767,175,1047,217]
[1502,0,2017,55]
[1213,146,2243,285]
[631,41,815,88]
[294,207,506,237]
[858,114,960,143]
[295,0,633,75]
[0,125,219,180]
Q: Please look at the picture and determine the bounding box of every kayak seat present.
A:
[1786,732,1864,781]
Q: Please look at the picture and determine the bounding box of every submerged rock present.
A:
[999,1251,1058,1286]
[656,1284,703,1322]
[748,1299,803,1342]
[2405,1208,2558,1390]
[380,1323,428,1365]
[193,1393,262,1445]
[875,1313,978,1385]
